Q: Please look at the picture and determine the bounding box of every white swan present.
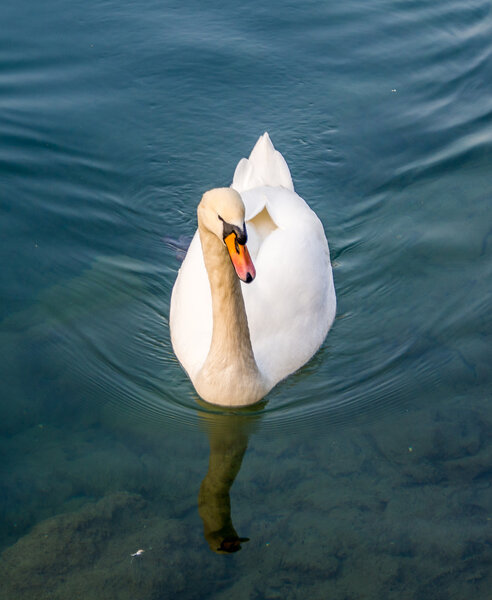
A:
[170,133,336,406]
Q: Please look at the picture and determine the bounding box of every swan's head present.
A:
[198,188,256,283]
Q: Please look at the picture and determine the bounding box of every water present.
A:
[1,0,491,597]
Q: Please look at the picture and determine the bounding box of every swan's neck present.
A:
[201,227,254,364]
[196,226,265,406]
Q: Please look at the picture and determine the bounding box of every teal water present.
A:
[1,0,491,598]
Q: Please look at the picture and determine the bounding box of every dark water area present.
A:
[1,0,491,598]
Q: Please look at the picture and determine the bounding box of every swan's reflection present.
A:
[197,404,264,553]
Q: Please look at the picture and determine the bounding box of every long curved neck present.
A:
[199,225,256,369]
[196,225,264,406]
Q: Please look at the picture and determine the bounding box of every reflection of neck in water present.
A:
[198,406,264,553]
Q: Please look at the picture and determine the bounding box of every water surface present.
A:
[1,0,491,598]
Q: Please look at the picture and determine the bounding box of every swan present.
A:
[170,133,336,406]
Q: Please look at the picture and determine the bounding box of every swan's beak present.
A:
[224,232,256,283]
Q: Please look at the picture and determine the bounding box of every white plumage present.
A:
[170,133,336,406]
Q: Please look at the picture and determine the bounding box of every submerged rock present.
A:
[0,492,145,600]
[0,491,221,600]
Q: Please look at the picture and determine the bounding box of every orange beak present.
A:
[224,233,256,283]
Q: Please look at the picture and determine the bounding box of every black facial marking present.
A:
[219,215,247,245]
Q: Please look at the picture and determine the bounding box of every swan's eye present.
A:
[219,216,247,245]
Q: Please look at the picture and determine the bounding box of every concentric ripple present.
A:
[2,0,491,439]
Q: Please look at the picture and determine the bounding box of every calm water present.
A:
[1,0,491,597]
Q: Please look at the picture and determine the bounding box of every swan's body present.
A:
[170,133,336,406]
